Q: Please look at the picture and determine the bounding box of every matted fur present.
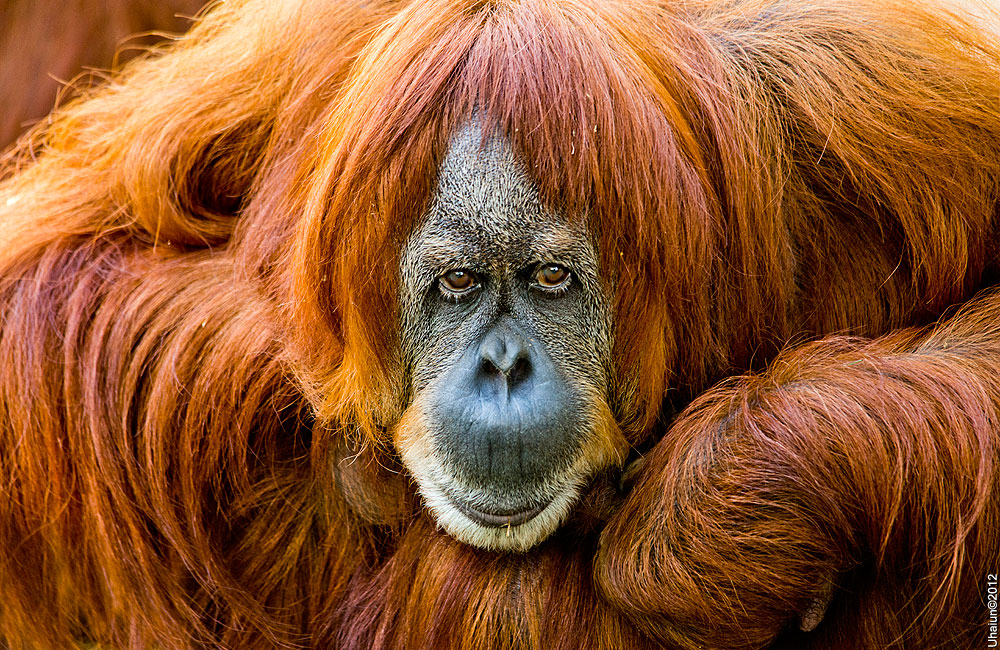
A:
[0,0,998,648]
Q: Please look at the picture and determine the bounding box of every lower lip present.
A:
[451,498,549,528]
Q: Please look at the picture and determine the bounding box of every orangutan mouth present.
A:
[450,497,550,528]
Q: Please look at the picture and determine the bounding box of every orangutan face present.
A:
[395,122,622,552]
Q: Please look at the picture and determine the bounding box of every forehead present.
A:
[407,122,588,263]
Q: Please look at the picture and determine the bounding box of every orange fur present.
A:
[0,0,999,648]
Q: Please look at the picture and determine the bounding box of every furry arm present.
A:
[598,293,1000,650]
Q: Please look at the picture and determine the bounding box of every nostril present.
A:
[479,335,506,374]
[480,356,502,376]
[507,355,531,386]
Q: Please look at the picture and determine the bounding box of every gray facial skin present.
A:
[397,122,615,551]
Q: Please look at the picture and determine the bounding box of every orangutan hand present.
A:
[596,378,849,650]
[596,301,1000,650]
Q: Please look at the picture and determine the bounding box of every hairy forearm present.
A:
[598,294,1000,650]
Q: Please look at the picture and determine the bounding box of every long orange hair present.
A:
[1,0,998,647]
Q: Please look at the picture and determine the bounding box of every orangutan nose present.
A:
[478,322,533,390]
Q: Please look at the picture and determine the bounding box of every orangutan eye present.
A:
[533,264,572,292]
[439,269,479,297]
